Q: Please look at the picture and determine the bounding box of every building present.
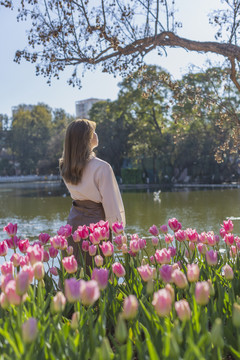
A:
[75,98,105,119]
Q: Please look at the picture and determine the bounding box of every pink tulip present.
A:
[230,245,237,258]
[49,246,58,258]
[112,221,124,235]
[49,267,58,276]
[0,240,8,257]
[71,311,80,330]
[169,246,176,257]
[114,235,123,247]
[16,270,30,295]
[33,262,45,280]
[172,269,188,289]
[91,268,109,290]
[1,261,14,276]
[112,262,126,277]
[89,229,102,245]
[6,236,20,249]
[199,232,208,244]
[197,243,207,255]
[137,264,154,282]
[52,292,66,313]
[149,225,159,236]
[185,228,199,242]
[72,230,81,243]
[168,218,182,232]
[66,246,73,256]
[22,318,38,343]
[100,241,114,257]
[57,224,72,238]
[165,284,175,302]
[129,239,140,253]
[224,233,235,246]
[206,250,218,266]
[222,219,234,233]
[122,295,138,320]
[189,242,195,252]
[165,234,174,244]
[155,248,171,264]
[219,228,226,238]
[5,280,21,305]
[82,240,90,252]
[22,265,34,283]
[99,226,109,240]
[0,292,9,309]
[150,255,156,264]
[138,238,146,250]
[51,235,68,250]
[121,244,128,254]
[235,236,240,243]
[80,280,100,306]
[3,222,17,237]
[64,278,82,303]
[62,255,78,274]
[38,233,50,245]
[10,253,20,268]
[223,264,234,280]
[159,265,173,283]
[27,244,44,265]
[1,273,14,293]
[175,229,186,242]
[175,300,191,321]
[206,232,216,247]
[187,264,200,282]
[18,239,30,253]
[152,289,172,317]
[160,224,168,234]
[43,250,50,262]
[77,225,89,239]
[89,244,97,257]
[195,281,210,305]
[151,237,159,246]
[94,255,103,267]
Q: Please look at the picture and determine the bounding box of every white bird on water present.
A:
[153,190,161,202]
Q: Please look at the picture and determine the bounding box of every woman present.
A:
[59,119,125,266]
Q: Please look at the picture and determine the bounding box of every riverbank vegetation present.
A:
[0,218,240,359]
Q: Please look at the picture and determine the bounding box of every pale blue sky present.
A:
[0,0,225,118]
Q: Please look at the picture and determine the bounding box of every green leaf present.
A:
[140,324,160,360]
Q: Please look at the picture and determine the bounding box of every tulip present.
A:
[77,225,89,239]
[151,237,159,246]
[230,245,237,258]
[89,244,97,257]
[112,221,124,234]
[160,224,168,234]
[0,240,8,257]
[62,255,78,274]
[16,270,30,295]
[172,269,188,289]
[1,273,14,293]
[66,246,73,256]
[57,224,72,238]
[129,239,140,253]
[189,242,195,252]
[51,235,68,250]
[169,246,176,257]
[199,232,208,244]
[175,300,191,321]
[18,239,30,253]
[165,284,175,302]
[82,240,90,252]
[64,278,82,303]
[5,280,21,305]
[150,255,156,264]
[72,230,81,243]
[91,268,109,290]
[138,238,146,250]
[223,264,234,280]
[159,265,173,283]
[165,234,174,244]
[94,255,103,267]
[71,311,80,330]
[195,281,210,305]
[224,233,235,246]
[27,244,44,265]
[43,250,50,262]
[155,248,171,264]
[115,315,127,344]
[1,261,14,276]
[222,219,234,233]
[233,303,240,327]
[21,265,34,283]
[49,267,58,276]
[149,225,159,236]
[22,318,38,344]
[122,295,138,320]
[121,244,128,254]
[206,232,216,247]
[185,228,198,242]
[10,253,21,267]
[197,243,207,255]
[80,280,100,306]
[6,236,20,250]
[175,229,186,242]
[39,233,50,245]
[187,264,200,282]
[89,229,101,245]
[100,226,109,240]
[100,241,114,257]
[33,262,45,280]
[168,218,182,232]
[112,262,126,277]
[137,264,154,282]
[114,235,123,247]
[152,289,172,317]
[206,250,218,266]
[0,292,9,309]
[219,228,226,238]
[52,292,66,313]
[49,246,58,258]
[3,222,17,237]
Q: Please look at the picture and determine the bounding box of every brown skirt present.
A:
[67,200,106,268]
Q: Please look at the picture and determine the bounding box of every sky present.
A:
[0,0,226,118]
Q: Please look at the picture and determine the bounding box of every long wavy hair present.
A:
[59,119,96,184]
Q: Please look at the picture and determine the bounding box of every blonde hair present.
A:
[59,119,96,184]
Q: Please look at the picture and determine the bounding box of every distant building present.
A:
[75,98,105,119]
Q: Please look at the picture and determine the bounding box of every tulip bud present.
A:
[175,300,191,322]
[195,281,210,305]
[16,271,30,296]
[94,255,103,267]
[233,303,240,327]
[71,311,80,330]
[122,295,138,320]
[211,318,224,348]
[22,318,38,343]
[52,292,66,313]
[33,262,45,280]
[100,337,114,360]
[0,292,9,309]
[223,264,234,280]
[115,315,127,344]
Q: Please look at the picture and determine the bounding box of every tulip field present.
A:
[0,218,240,359]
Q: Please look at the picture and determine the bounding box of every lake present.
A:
[0,182,239,243]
